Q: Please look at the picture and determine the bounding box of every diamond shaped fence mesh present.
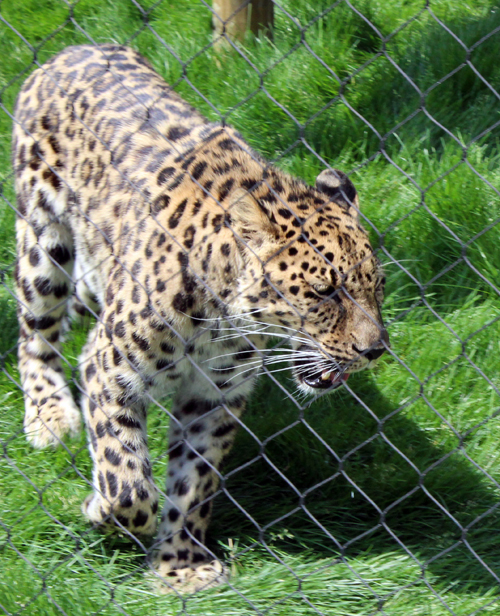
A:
[1,0,500,614]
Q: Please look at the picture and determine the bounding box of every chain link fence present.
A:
[1,0,500,614]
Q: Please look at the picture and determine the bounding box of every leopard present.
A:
[12,44,389,592]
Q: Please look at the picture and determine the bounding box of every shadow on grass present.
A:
[212,373,500,594]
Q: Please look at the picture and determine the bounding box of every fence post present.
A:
[212,0,250,43]
[212,0,274,44]
[250,0,274,39]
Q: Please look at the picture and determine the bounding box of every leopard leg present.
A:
[79,322,158,536]
[154,355,259,593]
[15,187,80,448]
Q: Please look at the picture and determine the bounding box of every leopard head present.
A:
[228,168,388,393]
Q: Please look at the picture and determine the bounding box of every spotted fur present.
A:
[12,45,388,592]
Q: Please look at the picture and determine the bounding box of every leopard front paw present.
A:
[153,559,228,594]
[24,394,81,449]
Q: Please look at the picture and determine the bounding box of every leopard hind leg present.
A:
[15,184,80,448]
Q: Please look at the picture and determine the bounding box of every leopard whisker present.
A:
[213,328,310,342]
[206,347,317,363]
[220,354,326,382]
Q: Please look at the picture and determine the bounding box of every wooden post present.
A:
[212,0,273,44]
[250,0,274,39]
[212,0,250,43]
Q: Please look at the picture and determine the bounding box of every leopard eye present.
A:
[313,284,336,296]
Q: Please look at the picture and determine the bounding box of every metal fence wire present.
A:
[1,0,500,614]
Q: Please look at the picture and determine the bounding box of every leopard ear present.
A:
[228,188,279,248]
[315,169,360,218]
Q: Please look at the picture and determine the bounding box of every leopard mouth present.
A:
[293,359,349,390]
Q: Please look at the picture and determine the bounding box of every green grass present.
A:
[1,0,500,614]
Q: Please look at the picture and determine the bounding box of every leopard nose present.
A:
[364,347,385,362]
[355,328,389,362]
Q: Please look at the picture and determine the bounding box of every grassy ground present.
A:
[1,0,500,614]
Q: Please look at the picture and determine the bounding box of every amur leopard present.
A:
[12,45,389,592]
